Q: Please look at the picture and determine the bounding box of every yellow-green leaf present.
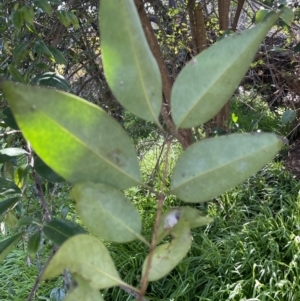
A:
[2,82,141,189]
[42,234,121,290]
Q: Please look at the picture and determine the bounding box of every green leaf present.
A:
[43,219,86,246]
[294,42,300,53]
[20,7,34,25]
[64,275,105,301]
[10,9,23,31]
[47,46,67,65]
[0,177,22,196]
[255,9,270,23]
[14,163,30,188]
[0,197,19,216]
[42,234,122,289]
[171,133,283,203]
[31,72,71,92]
[13,43,29,64]
[2,82,141,189]
[100,0,162,124]
[34,0,52,15]
[231,113,238,123]
[282,110,296,125]
[280,7,294,25]
[171,12,279,129]
[27,231,41,259]
[18,216,35,226]
[0,232,23,262]
[157,207,213,243]
[65,11,79,29]
[0,148,28,163]
[142,220,192,281]
[34,156,65,183]
[71,182,143,243]
[33,40,54,60]
[8,65,25,83]
[56,10,71,27]
[2,107,19,129]
[5,211,18,230]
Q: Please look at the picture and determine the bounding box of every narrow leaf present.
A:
[33,40,54,60]
[34,0,52,15]
[0,232,23,262]
[100,0,162,124]
[64,275,105,301]
[0,148,28,163]
[0,197,19,216]
[142,220,192,281]
[47,46,67,65]
[14,164,30,188]
[65,11,79,29]
[0,177,22,196]
[5,211,18,230]
[13,43,29,64]
[71,182,143,243]
[171,133,283,203]
[10,9,23,31]
[43,219,86,246]
[42,234,121,290]
[8,65,25,83]
[2,82,141,189]
[20,7,34,25]
[57,10,71,27]
[171,12,279,129]
[27,231,41,259]
[31,72,71,92]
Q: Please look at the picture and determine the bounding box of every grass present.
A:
[1,93,300,300]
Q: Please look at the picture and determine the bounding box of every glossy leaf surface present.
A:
[171,133,283,203]
[0,148,28,163]
[171,13,279,128]
[142,220,192,281]
[0,232,23,262]
[43,219,86,246]
[2,82,141,189]
[42,234,121,289]
[0,197,19,216]
[0,177,21,196]
[100,0,162,124]
[64,275,105,301]
[71,182,143,243]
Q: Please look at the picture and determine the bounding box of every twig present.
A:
[138,139,172,301]
[26,247,57,301]
[0,130,21,137]
[120,285,149,301]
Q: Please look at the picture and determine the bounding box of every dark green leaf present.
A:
[10,9,23,31]
[34,156,65,183]
[8,65,25,83]
[20,7,34,25]
[0,177,22,196]
[18,216,35,226]
[2,82,141,189]
[0,197,19,216]
[294,42,300,53]
[71,182,144,243]
[47,46,67,65]
[2,108,19,129]
[65,11,79,29]
[34,0,52,15]
[43,219,86,246]
[13,43,29,64]
[56,11,71,27]
[42,234,122,289]
[31,72,71,92]
[0,232,23,262]
[28,231,41,259]
[100,0,162,124]
[171,133,283,203]
[0,148,28,163]
[14,163,30,188]
[171,13,279,128]
[33,40,54,60]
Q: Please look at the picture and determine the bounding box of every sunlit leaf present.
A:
[71,182,143,243]
[0,232,23,262]
[0,197,19,216]
[171,12,279,128]
[0,148,28,163]
[28,231,41,259]
[14,164,30,188]
[2,82,141,189]
[42,234,122,290]
[64,275,105,301]
[100,0,162,124]
[142,220,192,281]
[43,219,86,246]
[171,133,283,203]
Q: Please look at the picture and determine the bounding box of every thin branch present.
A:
[138,139,172,301]
[0,130,21,137]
